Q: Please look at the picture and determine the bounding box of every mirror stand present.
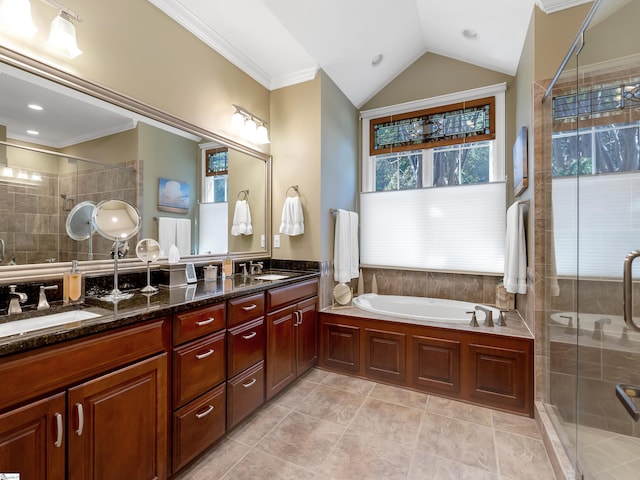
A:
[140,260,158,293]
[100,239,134,302]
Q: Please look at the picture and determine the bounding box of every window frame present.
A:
[361,83,506,193]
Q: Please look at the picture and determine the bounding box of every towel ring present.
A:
[237,189,249,200]
[286,185,299,196]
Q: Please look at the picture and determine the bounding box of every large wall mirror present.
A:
[0,47,271,277]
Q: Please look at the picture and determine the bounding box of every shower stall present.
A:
[540,0,640,478]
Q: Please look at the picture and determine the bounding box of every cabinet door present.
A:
[296,297,318,375]
[266,306,297,400]
[412,335,461,394]
[67,354,168,480]
[0,392,66,480]
[320,321,360,374]
[364,328,406,383]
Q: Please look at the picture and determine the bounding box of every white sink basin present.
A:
[254,274,291,281]
[0,310,102,338]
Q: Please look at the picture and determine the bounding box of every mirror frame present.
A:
[0,45,272,283]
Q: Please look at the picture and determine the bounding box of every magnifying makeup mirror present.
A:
[65,201,96,260]
[92,199,141,302]
[333,283,353,307]
[136,238,161,293]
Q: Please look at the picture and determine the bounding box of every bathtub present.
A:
[352,293,500,325]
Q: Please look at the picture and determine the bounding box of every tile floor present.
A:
[175,368,556,480]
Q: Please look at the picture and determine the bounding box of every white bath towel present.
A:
[176,218,191,256]
[157,217,176,257]
[231,199,253,236]
[334,209,359,283]
[279,196,304,236]
[503,202,527,294]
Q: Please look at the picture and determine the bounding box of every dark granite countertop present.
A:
[0,270,319,358]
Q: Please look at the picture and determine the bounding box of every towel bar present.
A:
[286,185,299,196]
[237,189,249,200]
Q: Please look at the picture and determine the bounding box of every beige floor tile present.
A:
[295,384,367,425]
[495,430,555,480]
[227,403,291,446]
[221,448,316,480]
[174,437,250,480]
[300,367,331,384]
[427,395,492,427]
[418,412,497,473]
[320,371,376,395]
[318,429,414,480]
[492,409,541,439]
[271,379,317,409]
[348,397,424,447]
[256,411,344,468]
[596,457,640,480]
[408,451,498,480]
[369,382,429,410]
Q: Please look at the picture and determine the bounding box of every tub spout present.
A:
[475,305,494,327]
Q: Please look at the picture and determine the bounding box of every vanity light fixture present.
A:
[45,8,82,59]
[230,104,270,144]
[0,0,38,38]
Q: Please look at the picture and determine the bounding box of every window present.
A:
[360,84,507,274]
[203,147,228,203]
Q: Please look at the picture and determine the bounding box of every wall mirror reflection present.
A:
[0,51,270,274]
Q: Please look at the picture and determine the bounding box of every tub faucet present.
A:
[593,317,611,342]
[7,285,28,314]
[475,305,494,327]
[467,311,479,327]
[249,261,263,275]
[37,285,59,310]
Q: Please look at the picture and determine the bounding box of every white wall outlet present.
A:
[274,234,280,248]
[260,234,265,248]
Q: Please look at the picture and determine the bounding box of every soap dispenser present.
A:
[66,260,84,304]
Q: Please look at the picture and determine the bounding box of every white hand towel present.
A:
[157,217,176,257]
[279,196,304,236]
[176,218,191,256]
[231,200,253,236]
[504,202,527,294]
[334,209,359,283]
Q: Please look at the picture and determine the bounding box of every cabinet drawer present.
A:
[267,278,318,311]
[173,331,225,407]
[226,361,264,430]
[227,317,265,378]
[172,383,226,473]
[173,302,226,346]
[228,293,265,327]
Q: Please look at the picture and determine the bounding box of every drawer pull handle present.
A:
[75,403,84,436]
[242,331,257,340]
[243,378,257,388]
[196,317,215,326]
[196,349,215,359]
[242,304,257,311]
[195,405,215,419]
[54,412,63,447]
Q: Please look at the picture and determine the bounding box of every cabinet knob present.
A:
[195,405,215,419]
[195,349,215,360]
[54,412,63,447]
[195,317,215,326]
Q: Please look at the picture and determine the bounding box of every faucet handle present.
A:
[498,310,508,326]
[467,311,479,327]
[37,285,58,310]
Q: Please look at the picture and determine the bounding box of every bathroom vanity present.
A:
[0,271,319,478]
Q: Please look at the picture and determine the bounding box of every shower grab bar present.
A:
[615,384,640,422]
[623,251,640,331]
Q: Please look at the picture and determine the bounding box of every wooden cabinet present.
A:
[266,280,318,400]
[0,392,66,479]
[319,312,533,416]
[170,301,227,474]
[0,319,169,480]
[226,292,265,430]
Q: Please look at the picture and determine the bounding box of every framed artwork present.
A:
[158,178,190,214]
[513,126,528,197]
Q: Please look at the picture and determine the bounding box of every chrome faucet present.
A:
[8,285,28,314]
[249,261,264,275]
[475,305,494,327]
[239,263,248,277]
[37,285,59,310]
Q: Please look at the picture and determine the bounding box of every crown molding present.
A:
[536,0,592,14]
[270,67,319,91]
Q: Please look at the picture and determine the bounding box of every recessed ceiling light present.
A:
[372,54,383,66]
[462,29,478,40]
[28,103,43,111]
[27,130,39,135]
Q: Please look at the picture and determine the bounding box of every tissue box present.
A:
[158,263,187,287]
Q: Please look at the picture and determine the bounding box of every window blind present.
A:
[360,182,506,274]
[552,173,640,278]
